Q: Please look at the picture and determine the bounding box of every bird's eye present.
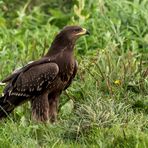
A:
[74,28,81,32]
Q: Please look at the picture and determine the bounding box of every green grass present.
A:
[0,0,148,147]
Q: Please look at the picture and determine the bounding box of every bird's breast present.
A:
[60,59,75,82]
[47,52,75,92]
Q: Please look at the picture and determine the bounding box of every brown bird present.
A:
[0,26,89,122]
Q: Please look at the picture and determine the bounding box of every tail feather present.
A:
[0,96,14,119]
[0,95,27,119]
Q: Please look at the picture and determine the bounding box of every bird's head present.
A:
[47,26,89,55]
[55,26,89,43]
[60,26,89,41]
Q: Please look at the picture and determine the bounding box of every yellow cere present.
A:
[76,28,87,36]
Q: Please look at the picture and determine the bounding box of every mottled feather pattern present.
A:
[9,63,59,97]
[2,58,51,83]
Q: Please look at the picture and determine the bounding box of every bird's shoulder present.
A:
[2,57,53,83]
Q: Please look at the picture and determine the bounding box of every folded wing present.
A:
[3,62,59,99]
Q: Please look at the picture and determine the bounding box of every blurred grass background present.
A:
[0,0,148,147]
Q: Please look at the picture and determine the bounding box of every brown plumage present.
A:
[0,26,89,122]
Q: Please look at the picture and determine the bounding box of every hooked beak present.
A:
[76,28,90,36]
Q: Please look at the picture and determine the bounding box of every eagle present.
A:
[0,26,89,122]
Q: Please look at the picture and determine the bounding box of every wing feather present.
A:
[2,58,51,83]
[4,62,59,98]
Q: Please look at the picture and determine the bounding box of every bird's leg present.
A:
[31,93,49,122]
[48,94,59,123]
